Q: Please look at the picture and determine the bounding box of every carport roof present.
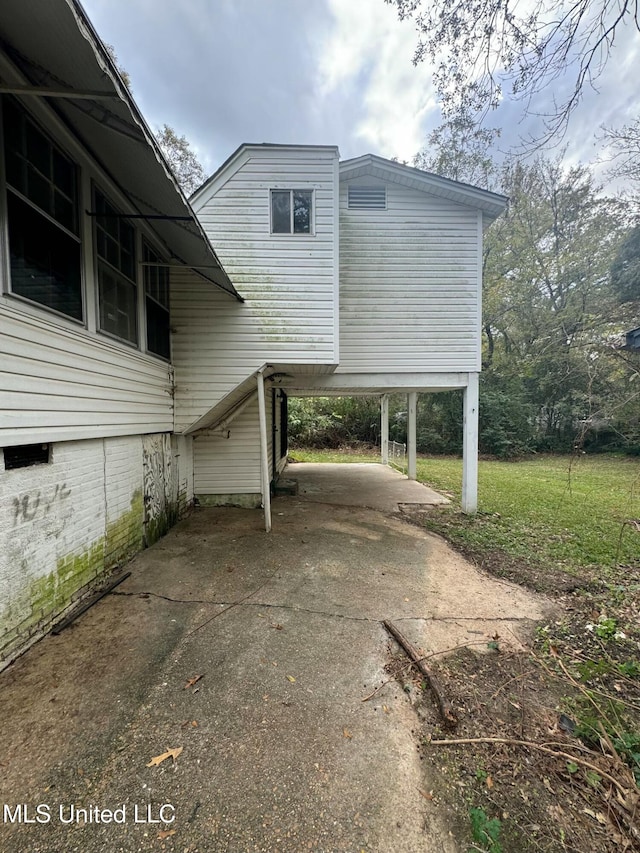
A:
[0,0,241,301]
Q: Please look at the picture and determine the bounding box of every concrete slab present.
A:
[0,465,549,853]
[286,462,450,512]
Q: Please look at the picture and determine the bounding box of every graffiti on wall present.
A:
[142,434,177,545]
[12,483,71,527]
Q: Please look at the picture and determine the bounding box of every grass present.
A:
[289,449,640,576]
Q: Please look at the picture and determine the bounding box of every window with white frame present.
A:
[94,188,138,345]
[270,189,313,234]
[143,241,170,360]
[2,97,82,320]
[2,97,172,360]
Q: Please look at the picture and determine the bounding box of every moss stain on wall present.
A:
[0,487,183,666]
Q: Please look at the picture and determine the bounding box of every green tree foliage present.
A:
[386,0,640,144]
[104,44,132,91]
[484,157,636,450]
[155,125,206,197]
[290,154,640,457]
[610,225,640,304]
[605,118,640,188]
[414,110,500,190]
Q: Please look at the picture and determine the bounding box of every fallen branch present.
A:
[429,736,633,798]
[382,619,458,729]
[361,640,490,702]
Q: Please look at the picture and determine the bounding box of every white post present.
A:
[407,392,417,480]
[256,370,272,532]
[381,394,389,465]
[462,373,479,514]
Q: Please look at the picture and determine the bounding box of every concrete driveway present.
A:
[0,463,547,853]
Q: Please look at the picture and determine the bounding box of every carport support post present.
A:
[462,372,479,514]
[407,392,417,480]
[257,369,272,532]
[380,394,389,465]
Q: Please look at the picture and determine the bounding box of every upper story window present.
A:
[95,188,137,345]
[271,189,313,234]
[348,185,386,210]
[2,97,82,320]
[143,242,170,360]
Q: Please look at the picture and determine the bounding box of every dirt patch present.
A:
[405,507,595,595]
[385,516,640,852]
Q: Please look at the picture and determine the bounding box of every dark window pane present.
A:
[98,264,137,344]
[158,268,169,307]
[293,190,312,233]
[26,166,51,215]
[5,149,25,192]
[146,298,170,359]
[54,191,74,232]
[3,99,22,154]
[53,149,74,198]
[105,235,120,269]
[120,220,134,254]
[95,228,107,261]
[271,191,290,233]
[120,249,135,282]
[7,192,82,320]
[26,122,50,177]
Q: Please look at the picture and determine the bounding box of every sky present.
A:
[81,0,639,186]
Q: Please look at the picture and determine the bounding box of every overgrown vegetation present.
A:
[291,449,640,849]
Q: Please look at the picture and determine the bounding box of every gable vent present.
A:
[348,185,386,209]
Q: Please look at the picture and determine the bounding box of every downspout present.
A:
[256,368,272,533]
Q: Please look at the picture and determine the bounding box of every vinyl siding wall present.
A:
[337,176,481,373]
[0,302,173,446]
[193,393,275,505]
[0,90,175,448]
[176,147,338,432]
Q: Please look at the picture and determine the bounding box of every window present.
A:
[95,188,138,344]
[4,443,50,470]
[348,185,386,209]
[270,189,313,234]
[2,97,82,319]
[143,242,170,359]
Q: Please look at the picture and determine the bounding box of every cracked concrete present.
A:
[0,463,550,853]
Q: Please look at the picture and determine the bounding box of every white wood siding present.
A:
[337,177,481,373]
[178,147,338,431]
[0,301,173,445]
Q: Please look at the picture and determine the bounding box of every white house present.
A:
[0,0,507,668]
[183,145,506,524]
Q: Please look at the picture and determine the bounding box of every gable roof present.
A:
[0,0,241,301]
[190,143,340,210]
[340,154,508,221]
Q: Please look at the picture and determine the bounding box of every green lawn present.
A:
[290,449,640,576]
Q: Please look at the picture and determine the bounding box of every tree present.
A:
[155,125,205,197]
[104,44,206,197]
[604,118,640,190]
[482,157,632,447]
[610,225,640,304]
[414,110,501,190]
[104,44,132,91]
[386,0,640,145]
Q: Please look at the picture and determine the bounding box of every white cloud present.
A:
[316,0,437,161]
